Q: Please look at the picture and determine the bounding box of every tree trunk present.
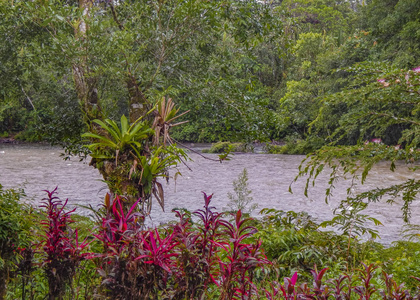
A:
[73,0,102,124]
[72,65,101,121]
[108,1,149,123]
[93,158,146,207]
[127,74,149,123]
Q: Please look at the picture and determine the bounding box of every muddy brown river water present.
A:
[0,143,419,245]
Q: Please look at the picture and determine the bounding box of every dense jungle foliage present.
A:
[1,0,419,148]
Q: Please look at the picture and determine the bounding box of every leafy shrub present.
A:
[3,188,420,299]
[320,201,383,240]
[264,263,420,299]
[256,208,380,279]
[227,168,258,213]
[0,185,33,299]
[369,241,420,291]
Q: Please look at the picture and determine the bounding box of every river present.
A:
[0,143,419,245]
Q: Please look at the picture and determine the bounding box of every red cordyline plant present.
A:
[170,192,238,299]
[184,192,225,296]
[264,267,348,300]
[39,188,90,300]
[94,194,145,299]
[280,271,299,300]
[135,228,180,298]
[152,192,224,299]
[329,274,352,300]
[264,263,420,300]
[93,192,271,300]
[380,271,412,300]
[170,192,270,300]
[94,194,180,299]
[353,263,378,300]
[218,210,270,300]
[170,209,205,298]
[95,193,216,299]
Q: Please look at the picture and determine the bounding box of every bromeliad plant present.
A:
[82,97,188,215]
[152,97,189,147]
[83,114,153,160]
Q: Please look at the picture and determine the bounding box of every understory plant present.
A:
[2,186,420,299]
[256,207,383,279]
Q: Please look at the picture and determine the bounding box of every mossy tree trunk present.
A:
[73,0,102,125]
[94,158,147,206]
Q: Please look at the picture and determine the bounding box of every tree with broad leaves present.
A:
[293,62,420,226]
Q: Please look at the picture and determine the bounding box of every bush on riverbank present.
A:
[266,135,325,155]
[202,141,254,154]
[2,186,420,299]
[0,186,34,299]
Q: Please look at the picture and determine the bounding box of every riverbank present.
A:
[0,137,19,144]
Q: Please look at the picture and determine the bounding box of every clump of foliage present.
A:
[257,209,346,278]
[1,0,282,144]
[256,206,384,280]
[4,188,100,299]
[2,0,419,147]
[369,241,420,291]
[266,135,325,155]
[227,168,258,214]
[83,97,188,214]
[265,263,420,299]
[0,185,33,300]
[320,201,383,240]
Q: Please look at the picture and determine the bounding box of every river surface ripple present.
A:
[0,143,419,245]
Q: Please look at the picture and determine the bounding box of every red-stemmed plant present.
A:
[39,188,90,300]
[329,274,352,300]
[353,263,378,300]
[218,210,270,300]
[94,192,271,299]
[93,194,143,299]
